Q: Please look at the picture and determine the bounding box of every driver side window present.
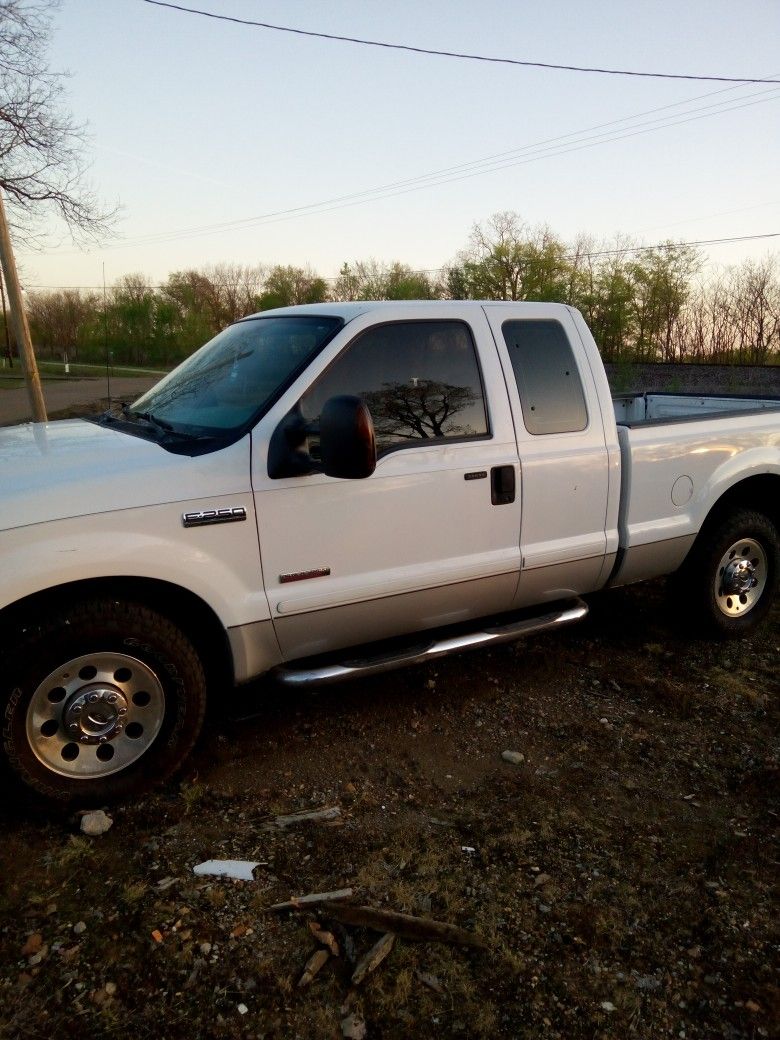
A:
[300,320,489,458]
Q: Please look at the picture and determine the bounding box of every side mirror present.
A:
[320,395,376,479]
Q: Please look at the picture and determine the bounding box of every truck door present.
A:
[251,307,523,661]
[484,304,610,606]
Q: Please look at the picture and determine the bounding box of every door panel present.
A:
[258,442,521,658]
[483,305,610,605]
[251,308,523,660]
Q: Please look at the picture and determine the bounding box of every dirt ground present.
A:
[0,581,777,1040]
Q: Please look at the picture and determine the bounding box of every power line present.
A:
[140,0,780,85]
[391,233,780,270]
[562,232,780,260]
[116,89,780,247]
[23,232,780,291]
[638,199,780,235]
[50,82,780,254]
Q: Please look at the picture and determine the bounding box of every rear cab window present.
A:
[501,320,588,435]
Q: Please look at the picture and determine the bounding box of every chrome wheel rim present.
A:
[714,537,768,618]
[26,652,165,779]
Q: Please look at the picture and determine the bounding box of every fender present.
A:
[694,448,780,530]
[0,496,272,630]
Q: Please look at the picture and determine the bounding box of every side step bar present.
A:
[274,597,588,687]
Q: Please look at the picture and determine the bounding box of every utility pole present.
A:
[0,190,46,421]
[0,272,12,368]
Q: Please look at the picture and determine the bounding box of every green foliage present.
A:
[21,215,779,368]
[332,259,437,302]
[259,265,329,309]
[449,212,570,302]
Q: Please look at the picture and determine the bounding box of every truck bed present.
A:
[613,391,780,426]
[611,400,780,587]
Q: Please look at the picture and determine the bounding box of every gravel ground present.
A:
[0,582,777,1040]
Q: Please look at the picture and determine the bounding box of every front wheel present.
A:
[2,600,207,804]
[676,509,780,638]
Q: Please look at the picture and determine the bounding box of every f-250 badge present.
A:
[182,507,247,528]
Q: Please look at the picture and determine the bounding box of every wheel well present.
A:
[700,474,780,536]
[0,578,234,688]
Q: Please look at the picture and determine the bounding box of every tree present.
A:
[0,0,113,242]
[207,263,265,325]
[382,262,437,300]
[331,259,435,301]
[332,262,361,302]
[159,269,219,349]
[159,264,264,346]
[259,264,328,309]
[26,286,96,361]
[728,257,780,363]
[581,240,638,363]
[106,274,157,366]
[442,262,471,300]
[452,212,570,302]
[630,244,701,361]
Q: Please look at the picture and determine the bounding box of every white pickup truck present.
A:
[2,301,779,803]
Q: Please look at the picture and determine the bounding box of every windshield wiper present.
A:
[120,403,215,442]
[122,403,175,432]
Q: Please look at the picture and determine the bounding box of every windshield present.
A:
[127,315,342,434]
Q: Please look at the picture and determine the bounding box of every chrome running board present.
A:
[274,597,588,687]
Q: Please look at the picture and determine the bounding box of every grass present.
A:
[0,360,168,382]
[37,360,168,378]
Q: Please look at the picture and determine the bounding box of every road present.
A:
[0,375,159,426]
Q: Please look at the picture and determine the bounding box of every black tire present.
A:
[674,509,780,639]
[1,599,207,805]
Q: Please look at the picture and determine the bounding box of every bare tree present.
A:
[730,257,780,363]
[26,285,96,359]
[331,259,435,302]
[207,263,265,324]
[0,0,114,242]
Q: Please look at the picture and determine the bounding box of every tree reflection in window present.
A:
[363,379,478,444]
[300,320,488,457]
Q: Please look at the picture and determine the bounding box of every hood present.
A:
[0,420,251,532]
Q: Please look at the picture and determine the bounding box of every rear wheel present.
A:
[675,509,779,638]
[2,600,207,804]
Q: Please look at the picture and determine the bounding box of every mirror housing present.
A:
[267,405,312,479]
[320,395,376,479]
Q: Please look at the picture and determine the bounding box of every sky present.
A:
[17,0,780,292]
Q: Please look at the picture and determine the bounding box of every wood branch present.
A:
[351,932,395,985]
[308,921,340,956]
[268,887,354,911]
[272,806,341,829]
[297,949,329,989]
[317,903,487,949]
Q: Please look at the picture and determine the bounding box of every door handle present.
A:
[491,465,515,505]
